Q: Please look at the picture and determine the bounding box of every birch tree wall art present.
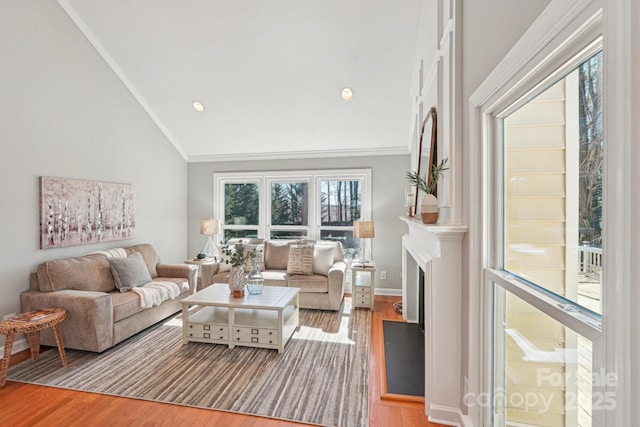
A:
[39,176,135,249]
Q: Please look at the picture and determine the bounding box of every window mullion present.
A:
[259,177,267,239]
[486,268,601,340]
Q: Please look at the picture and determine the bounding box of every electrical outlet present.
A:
[4,313,16,320]
[380,271,387,280]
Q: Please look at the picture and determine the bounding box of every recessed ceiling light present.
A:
[192,100,205,112]
[341,87,354,101]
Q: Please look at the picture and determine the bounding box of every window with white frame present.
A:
[268,178,310,240]
[223,180,260,240]
[318,178,363,260]
[214,169,371,259]
[488,42,604,427]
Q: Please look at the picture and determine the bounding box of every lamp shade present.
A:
[200,219,219,235]
[353,220,375,239]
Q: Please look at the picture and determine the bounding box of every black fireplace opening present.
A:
[419,268,425,332]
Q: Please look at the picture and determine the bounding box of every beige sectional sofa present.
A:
[200,239,346,311]
[21,244,196,352]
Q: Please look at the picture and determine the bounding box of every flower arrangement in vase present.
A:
[405,158,448,224]
[220,243,256,298]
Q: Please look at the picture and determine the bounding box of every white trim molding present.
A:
[469,0,602,109]
[400,217,467,426]
[189,146,409,163]
[408,0,463,227]
[603,0,639,424]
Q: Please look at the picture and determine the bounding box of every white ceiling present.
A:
[59,0,422,162]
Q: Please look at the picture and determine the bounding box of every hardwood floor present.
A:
[0,295,447,427]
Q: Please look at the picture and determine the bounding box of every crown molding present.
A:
[187,146,410,163]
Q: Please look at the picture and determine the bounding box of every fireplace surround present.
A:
[400,216,467,425]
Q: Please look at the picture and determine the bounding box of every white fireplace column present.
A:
[400,217,467,426]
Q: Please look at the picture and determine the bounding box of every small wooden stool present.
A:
[0,308,67,387]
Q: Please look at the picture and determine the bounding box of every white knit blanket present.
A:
[132,281,188,308]
[90,248,128,258]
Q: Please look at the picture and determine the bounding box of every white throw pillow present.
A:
[313,244,336,276]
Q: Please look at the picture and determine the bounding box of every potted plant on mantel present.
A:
[220,243,256,297]
[405,158,449,224]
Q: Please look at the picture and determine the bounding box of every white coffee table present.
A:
[181,283,300,353]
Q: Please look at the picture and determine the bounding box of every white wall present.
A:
[187,155,409,293]
[0,1,188,353]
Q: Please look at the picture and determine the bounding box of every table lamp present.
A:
[200,218,219,259]
[353,220,375,264]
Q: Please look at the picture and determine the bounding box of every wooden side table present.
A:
[352,263,376,310]
[0,308,67,387]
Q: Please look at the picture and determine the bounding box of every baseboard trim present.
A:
[428,404,468,427]
[0,337,28,360]
[374,288,402,296]
[459,414,474,427]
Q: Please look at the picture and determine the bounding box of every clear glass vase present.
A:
[246,257,264,295]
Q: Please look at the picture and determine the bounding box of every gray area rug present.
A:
[8,303,370,427]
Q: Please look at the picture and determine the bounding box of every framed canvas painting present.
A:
[39,176,135,249]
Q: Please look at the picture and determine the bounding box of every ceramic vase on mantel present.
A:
[420,193,439,224]
[229,265,246,298]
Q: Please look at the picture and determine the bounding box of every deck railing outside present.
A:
[578,244,602,280]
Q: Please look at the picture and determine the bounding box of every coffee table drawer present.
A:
[187,323,228,341]
[233,326,280,345]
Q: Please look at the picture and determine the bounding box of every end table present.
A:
[0,308,67,387]
[351,263,376,310]
[185,258,217,291]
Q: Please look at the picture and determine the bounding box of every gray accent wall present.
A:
[0,0,188,348]
[188,155,410,293]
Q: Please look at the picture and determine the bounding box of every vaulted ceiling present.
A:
[59,0,422,162]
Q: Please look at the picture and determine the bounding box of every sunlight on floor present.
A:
[163,317,184,328]
[291,311,356,345]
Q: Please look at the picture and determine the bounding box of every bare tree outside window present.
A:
[578,51,603,246]
[320,180,361,226]
[320,179,362,259]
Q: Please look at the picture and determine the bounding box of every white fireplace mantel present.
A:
[400,216,467,426]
